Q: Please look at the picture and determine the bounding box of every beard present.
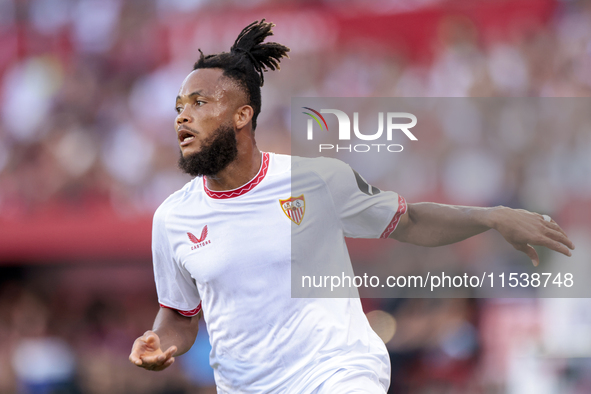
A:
[178,123,238,177]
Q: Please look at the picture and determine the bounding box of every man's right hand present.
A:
[129,330,177,371]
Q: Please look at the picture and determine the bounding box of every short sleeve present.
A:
[152,205,202,316]
[315,158,407,239]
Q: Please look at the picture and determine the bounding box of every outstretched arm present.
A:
[129,307,201,371]
[390,203,575,266]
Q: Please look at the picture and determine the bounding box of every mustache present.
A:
[177,125,199,134]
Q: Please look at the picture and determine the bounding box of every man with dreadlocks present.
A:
[129,20,574,393]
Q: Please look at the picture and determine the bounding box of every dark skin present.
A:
[129,308,201,371]
[174,68,261,191]
[391,204,574,267]
[130,67,575,371]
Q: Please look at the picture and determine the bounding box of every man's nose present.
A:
[176,109,192,125]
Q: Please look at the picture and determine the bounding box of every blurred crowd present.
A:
[1,0,591,216]
[1,0,591,393]
[0,265,217,393]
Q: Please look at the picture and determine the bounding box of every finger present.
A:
[129,339,147,365]
[129,353,143,366]
[513,243,539,267]
[158,346,177,362]
[141,354,164,366]
[543,218,567,237]
[542,217,577,250]
[542,227,575,253]
[549,224,575,250]
[141,332,161,353]
[162,357,175,369]
[150,357,175,372]
[534,235,573,257]
[144,332,158,345]
[542,218,570,241]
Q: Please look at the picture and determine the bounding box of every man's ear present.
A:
[235,105,254,130]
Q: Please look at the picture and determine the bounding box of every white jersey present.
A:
[152,152,407,393]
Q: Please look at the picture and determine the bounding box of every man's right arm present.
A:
[129,307,201,371]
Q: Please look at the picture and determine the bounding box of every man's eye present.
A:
[175,106,183,113]
[196,100,205,106]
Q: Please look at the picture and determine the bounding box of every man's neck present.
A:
[205,146,262,191]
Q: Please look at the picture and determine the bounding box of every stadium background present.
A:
[1,0,591,392]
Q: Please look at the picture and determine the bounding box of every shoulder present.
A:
[266,152,291,176]
[267,153,347,170]
[291,155,353,182]
[153,178,202,224]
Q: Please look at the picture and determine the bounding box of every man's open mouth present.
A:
[178,130,196,145]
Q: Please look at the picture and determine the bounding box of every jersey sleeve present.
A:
[315,158,407,239]
[152,205,202,317]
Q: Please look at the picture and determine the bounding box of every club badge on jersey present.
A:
[279,195,305,225]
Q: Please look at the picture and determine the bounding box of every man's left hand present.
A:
[490,207,575,266]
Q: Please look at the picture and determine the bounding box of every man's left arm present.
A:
[390,203,575,266]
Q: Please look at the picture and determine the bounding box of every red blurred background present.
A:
[1,0,590,393]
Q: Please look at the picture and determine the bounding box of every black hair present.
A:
[193,19,290,131]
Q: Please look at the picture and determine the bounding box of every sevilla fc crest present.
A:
[279,195,305,225]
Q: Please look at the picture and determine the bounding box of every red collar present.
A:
[203,152,270,199]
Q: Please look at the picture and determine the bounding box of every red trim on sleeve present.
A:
[380,195,407,239]
[204,152,270,199]
[160,302,202,317]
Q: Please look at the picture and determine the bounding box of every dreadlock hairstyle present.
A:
[193,20,290,132]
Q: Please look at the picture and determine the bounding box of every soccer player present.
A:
[129,20,574,393]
